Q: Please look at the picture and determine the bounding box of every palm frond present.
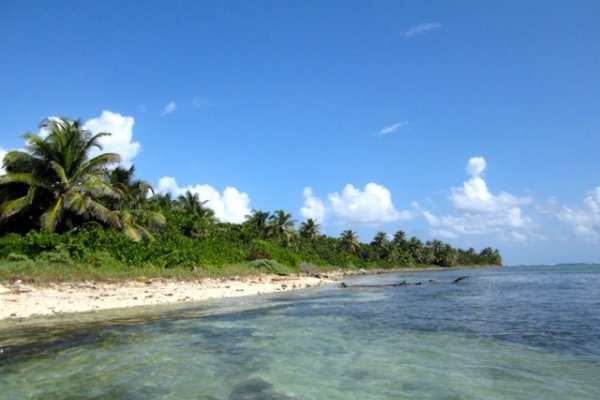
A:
[0,172,39,186]
[120,221,142,242]
[41,197,64,232]
[86,199,121,228]
[147,211,166,226]
[64,191,86,215]
[2,150,37,172]
[84,153,121,172]
[79,176,119,198]
[0,193,33,220]
[49,161,68,184]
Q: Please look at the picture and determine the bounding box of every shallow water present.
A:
[1,265,599,399]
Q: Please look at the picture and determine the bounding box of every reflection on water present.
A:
[1,265,599,399]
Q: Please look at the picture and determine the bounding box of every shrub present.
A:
[249,259,292,276]
[6,253,30,262]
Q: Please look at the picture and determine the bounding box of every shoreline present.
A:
[0,265,491,322]
[0,274,342,321]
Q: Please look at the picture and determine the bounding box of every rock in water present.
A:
[229,377,295,400]
[451,275,469,284]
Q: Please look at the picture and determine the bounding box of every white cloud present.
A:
[420,204,534,239]
[84,111,141,166]
[301,183,414,226]
[379,122,408,136]
[450,157,533,213]
[300,187,326,223]
[157,176,251,223]
[0,148,7,174]
[465,156,486,177]
[161,101,178,116]
[403,22,442,38]
[556,187,600,241]
[420,157,535,240]
[192,97,214,108]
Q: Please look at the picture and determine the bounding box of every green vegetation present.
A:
[0,118,502,282]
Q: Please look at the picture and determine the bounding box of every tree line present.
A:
[0,118,501,273]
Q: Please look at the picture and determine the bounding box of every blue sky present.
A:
[1,0,599,265]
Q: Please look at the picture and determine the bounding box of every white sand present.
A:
[0,275,341,320]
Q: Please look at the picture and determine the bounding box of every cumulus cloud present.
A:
[84,111,141,166]
[419,204,534,240]
[403,22,442,38]
[300,183,414,226]
[0,147,7,174]
[420,157,535,240]
[556,187,600,241]
[379,122,408,136]
[157,176,251,224]
[161,101,177,116]
[300,187,326,223]
[450,157,532,213]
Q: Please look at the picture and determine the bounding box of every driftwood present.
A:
[339,276,470,289]
[451,275,469,284]
[340,279,436,289]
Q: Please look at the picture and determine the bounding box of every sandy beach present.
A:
[0,274,342,320]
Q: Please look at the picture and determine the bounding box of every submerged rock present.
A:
[229,377,295,400]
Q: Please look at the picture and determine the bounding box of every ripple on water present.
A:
[1,265,599,399]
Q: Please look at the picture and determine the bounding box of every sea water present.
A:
[1,264,599,399]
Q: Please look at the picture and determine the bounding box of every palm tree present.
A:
[340,230,360,254]
[176,190,215,222]
[392,230,407,248]
[0,118,121,232]
[244,209,271,239]
[267,209,296,244]
[407,236,425,264]
[109,166,152,206]
[370,231,389,248]
[299,218,320,240]
[149,192,175,211]
[108,166,165,241]
[380,241,400,263]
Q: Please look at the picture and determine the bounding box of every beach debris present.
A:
[339,281,409,289]
[451,275,469,284]
[76,281,97,289]
[10,280,33,294]
[340,277,474,289]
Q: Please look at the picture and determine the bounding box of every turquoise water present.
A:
[1,264,599,399]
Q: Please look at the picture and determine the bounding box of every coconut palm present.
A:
[176,190,215,222]
[299,218,320,240]
[370,231,389,248]
[108,166,165,241]
[244,209,271,239]
[380,241,400,263]
[407,236,425,263]
[392,230,407,248]
[267,209,296,244]
[0,118,121,232]
[149,192,175,211]
[340,230,360,254]
[109,166,152,206]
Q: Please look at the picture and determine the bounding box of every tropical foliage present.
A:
[0,117,502,280]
